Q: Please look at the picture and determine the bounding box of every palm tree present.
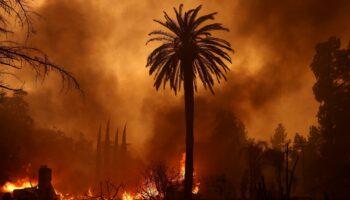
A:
[146,4,233,198]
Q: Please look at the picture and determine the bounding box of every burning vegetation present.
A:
[0,152,198,200]
[0,0,350,200]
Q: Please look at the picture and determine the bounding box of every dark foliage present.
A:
[146,4,233,94]
[309,37,350,197]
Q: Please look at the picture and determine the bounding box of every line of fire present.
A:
[1,1,350,200]
[0,120,198,200]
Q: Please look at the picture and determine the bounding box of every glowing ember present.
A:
[1,178,37,193]
[55,190,75,200]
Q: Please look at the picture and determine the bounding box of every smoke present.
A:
[140,0,350,163]
[214,0,350,139]
[0,0,350,196]
[13,0,350,158]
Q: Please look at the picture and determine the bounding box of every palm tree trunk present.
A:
[183,59,194,200]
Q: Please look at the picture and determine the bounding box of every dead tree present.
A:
[0,0,80,92]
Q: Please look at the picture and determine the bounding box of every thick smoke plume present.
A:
[9,0,350,162]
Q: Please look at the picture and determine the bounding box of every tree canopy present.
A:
[146,4,233,94]
[270,123,288,151]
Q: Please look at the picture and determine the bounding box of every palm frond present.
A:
[173,4,184,32]
[146,37,173,45]
[201,44,232,63]
[153,19,180,37]
[149,30,176,39]
[195,23,229,36]
[188,5,202,26]
[147,4,233,94]
[192,12,217,30]
[197,37,232,51]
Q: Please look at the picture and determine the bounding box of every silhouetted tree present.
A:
[104,120,111,179]
[203,175,235,200]
[146,4,233,199]
[0,0,80,92]
[241,140,267,199]
[292,133,306,153]
[306,126,322,153]
[291,133,306,191]
[270,124,288,151]
[0,91,33,182]
[310,37,350,196]
[96,125,102,182]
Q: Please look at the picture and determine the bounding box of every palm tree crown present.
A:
[146,4,233,94]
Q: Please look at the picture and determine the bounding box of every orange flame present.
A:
[192,183,200,194]
[180,152,186,180]
[1,178,75,200]
[2,153,199,199]
[87,187,93,197]
[119,152,200,199]
[1,178,37,193]
[122,191,134,200]
[180,153,200,194]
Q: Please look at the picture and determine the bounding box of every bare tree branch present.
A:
[0,0,82,94]
[0,83,22,91]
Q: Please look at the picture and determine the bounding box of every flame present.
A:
[122,191,134,200]
[87,187,93,196]
[55,190,76,200]
[1,178,37,193]
[0,178,75,200]
[119,153,198,200]
[180,153,186,180]
[2,153,199,199]
[180,153,200,195]
[192,183,200,194]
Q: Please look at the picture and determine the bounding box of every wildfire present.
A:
[180,153,186,179]
[192,183,200,194]
[179,153,200,194]
[1,178,37,193]
[87,188,93,196]
[122,191,134,200]
[1,178,75,200]
[55,191,76,200]
[117,152,200,200]
[2,153,199,199]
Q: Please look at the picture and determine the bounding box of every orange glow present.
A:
[192,183,200,194]
[87,187,93,196]
[143,184,159,197]
[2,153,199,199]
[1,178,37,193]
[179,152,200,195]
[122,191,134,200]
[1,178,77,200]
[180,152,186,180]
[55,190,76,200]
[119,152,200,199]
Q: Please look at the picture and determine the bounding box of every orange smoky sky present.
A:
[15,0,350,156]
